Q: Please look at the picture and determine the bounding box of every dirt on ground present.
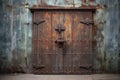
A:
[0,74,120,80]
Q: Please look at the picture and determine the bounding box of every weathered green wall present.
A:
[0,0,120,73]
[94,0,120,73]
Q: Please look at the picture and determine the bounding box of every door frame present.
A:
[30,6,96,12]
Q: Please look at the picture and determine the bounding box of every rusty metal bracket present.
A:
[33,65,45,69]
[79,65,92,70]
[80,18,94,25]
[33,20,45,25]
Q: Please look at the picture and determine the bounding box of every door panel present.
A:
[32,10,93,74]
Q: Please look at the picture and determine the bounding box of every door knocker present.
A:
[55,24,66,48]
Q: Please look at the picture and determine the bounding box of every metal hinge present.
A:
[33,19,45,25]
[80,18,94,25]
[33,65,45,69]
[79,64,92,70]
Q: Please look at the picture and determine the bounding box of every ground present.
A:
[0,74,120,80]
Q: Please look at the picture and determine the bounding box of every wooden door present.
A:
[32,9,94,74]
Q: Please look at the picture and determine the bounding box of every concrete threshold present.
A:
[0,74,120,80]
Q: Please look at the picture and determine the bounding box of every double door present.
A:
[32,10,93,74]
